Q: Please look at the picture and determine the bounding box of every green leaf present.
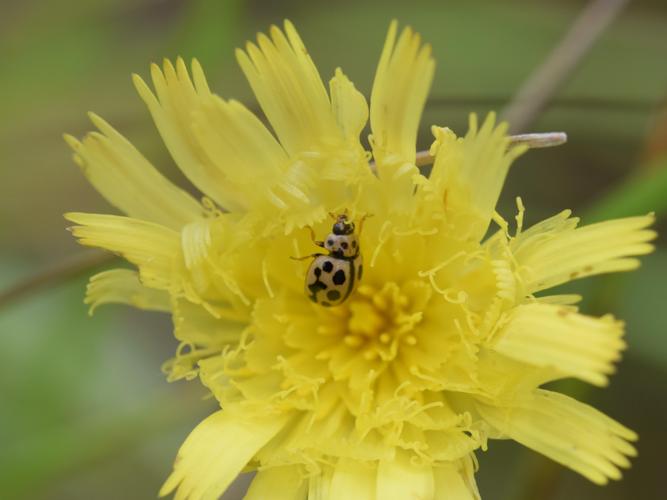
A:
[616,251,667,367]
[585,156,667,222]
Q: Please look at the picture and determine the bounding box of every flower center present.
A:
[320,280,433,388]
[343,283,422,362]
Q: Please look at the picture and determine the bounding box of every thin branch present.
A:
[0,252,116,311]
[501,0,631,133]
[507,132,568,149]
[414,131,567,167]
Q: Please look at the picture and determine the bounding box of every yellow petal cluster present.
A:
[66,20,655,500]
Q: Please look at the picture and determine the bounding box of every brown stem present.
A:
[414,131,567,167]
[501,0,631,133]
[0,252,116,310]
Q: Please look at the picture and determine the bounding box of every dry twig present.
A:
[0,252,115,310]
[502,0,631,133]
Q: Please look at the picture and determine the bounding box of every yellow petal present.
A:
[65,115,203,229]
[433,456,480,500]
[429,114,527,241]
[236,21,339,155]
[65,212,183,291]
[181,218,216,272]
[492,303,625,386]
[370,21,434,170]
[85,268,170,314]
[329,68,369,144]
[424,429,480,462]
[377,453,434,500]
[133,58,245,211]
[172,298,246,346]
[160,411,289,500]
[533,294,582,305]
[513,213,656,292]
[307,466,334,500]
[477,390,637,485]
[190,95,290,207]
[244,465,307,500]
[475,350,558,399]
[329,459,376,499]
[178,216,256,306]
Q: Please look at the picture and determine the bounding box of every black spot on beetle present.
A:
[333,270,346,285]
[341,242,348,249]
[327,239,333,246]
[308,279,327,298]
[308,267,328,303]
[327,290,341,301]
[322,260,334,273]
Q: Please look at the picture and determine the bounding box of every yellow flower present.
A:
[65,20,655,500]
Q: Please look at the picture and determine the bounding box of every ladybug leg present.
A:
[290,253,323,261]
[307,226,324,248]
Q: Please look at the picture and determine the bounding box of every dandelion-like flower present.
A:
[66,21,655,499]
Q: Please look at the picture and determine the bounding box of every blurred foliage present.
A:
[1,0,666,499]
[586,155,667,221]
[0,263,216,499]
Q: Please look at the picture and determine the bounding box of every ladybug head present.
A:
[332,214,355,235]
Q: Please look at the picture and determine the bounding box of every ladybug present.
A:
[294,213,368,307]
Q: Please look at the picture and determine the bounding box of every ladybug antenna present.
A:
[329,211,349,221]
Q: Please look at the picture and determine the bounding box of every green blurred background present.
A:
[1,0,666,498]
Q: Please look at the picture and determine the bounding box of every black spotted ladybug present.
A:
[295,213,367,307]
